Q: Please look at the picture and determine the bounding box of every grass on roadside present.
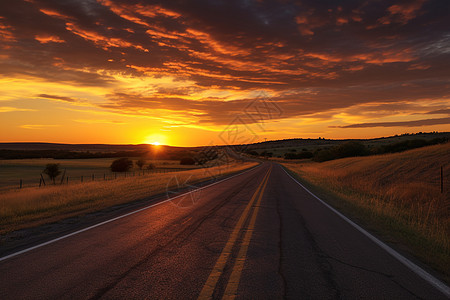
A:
[0,162,257,234]
[282,143,449,281]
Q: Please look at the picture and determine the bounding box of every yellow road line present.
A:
[222,167,271,299]
[197,167,272,300]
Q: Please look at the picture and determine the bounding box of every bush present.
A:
[334,141,367,158]
[245,150,259,156]
[284,151,313,159]
[146,163,155,170]
[313,149,335,162]
[312,142,367,162]
[373,138,447,154]
[110,158,133,172]
[43,163,61,184]
[260,151,273,157]
[180,157,195,165]
[136,158,146,170]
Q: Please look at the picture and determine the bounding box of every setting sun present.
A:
[144,134,167,146]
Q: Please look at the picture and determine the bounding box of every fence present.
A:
[2,168,196,191]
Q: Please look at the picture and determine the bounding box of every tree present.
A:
[245,150,259,156]
[284,151,313,159]
[146,163,155,170]
[136,158,146,170]
[43,163,61,184]
[110,158,133,172]
[334,141,367,158]
[180,157,195,165]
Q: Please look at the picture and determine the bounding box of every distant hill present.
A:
[1,132,449,159]
[0,143,183,152]
[0,143,201,160]
[243,132,450,156]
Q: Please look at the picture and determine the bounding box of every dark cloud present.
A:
[334,117,450,128]
[426,109,450,115]
[37,93,77,102]
[0,0,449,123]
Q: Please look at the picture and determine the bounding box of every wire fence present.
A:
[1,167,196,192]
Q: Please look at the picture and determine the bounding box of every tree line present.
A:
[247,137,448,162]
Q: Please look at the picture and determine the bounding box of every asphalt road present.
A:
[0,162,448,299]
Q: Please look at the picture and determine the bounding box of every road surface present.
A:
[0,162,448,299]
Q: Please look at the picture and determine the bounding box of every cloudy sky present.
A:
[0,0,449,146]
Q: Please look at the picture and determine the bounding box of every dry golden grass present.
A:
[0,162,257,234]
[283,143,449,276]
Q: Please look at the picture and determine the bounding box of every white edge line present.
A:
[0,163,262,263]
[281,165,450,298]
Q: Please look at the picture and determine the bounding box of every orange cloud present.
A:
[97,0,150,27]
[39,8,73,20]
[0,21,15,43]
[336,17,348,25]
[295,16,315,36]
[408,63,431,70]
[387,0,426,23]
[35,34,65,44]
[133,3,181,19]
[97,0,180,29]
[186,28,251,57]
[352,49,415,64]
[65,22,148,52]
[377,0,426,25]
[295,12,328,36]
[20,124,59,130]
[305,53,343,63]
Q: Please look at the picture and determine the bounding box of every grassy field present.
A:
[0,158,200,191]
[282,143,450,280]
[0,161,257,234]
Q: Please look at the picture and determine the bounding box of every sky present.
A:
[0,0,449,146]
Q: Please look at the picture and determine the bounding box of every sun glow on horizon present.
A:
[143,133,168,146]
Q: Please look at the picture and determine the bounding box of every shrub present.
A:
[110,158,133,172]
[284,151,313,159]
[180,157,195,165]
[136,158,146,170]
[246,150,259,156]
[260,151,273,157]
[313,149,335,162]
[43,163,61,184]
[334,141,367,158]
[312,142,367,162]
[373,138,448,154]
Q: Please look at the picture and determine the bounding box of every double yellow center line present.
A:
[198,166,272,300]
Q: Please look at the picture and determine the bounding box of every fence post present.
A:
[39,178,42,187]
[441,166,444,193]
[67,177,69,184]
[19,179,22,189]
[40,173,46,186]
[60,169,66,185]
